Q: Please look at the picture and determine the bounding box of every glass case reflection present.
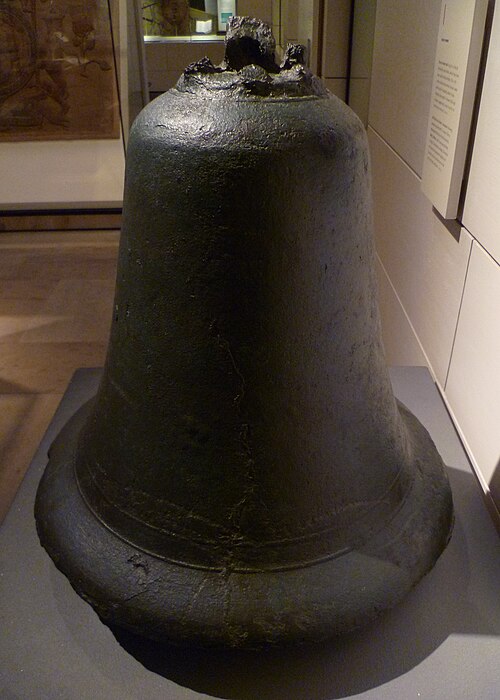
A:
[142,0,238,40]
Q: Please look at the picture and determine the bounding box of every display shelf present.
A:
[144,34,224,42]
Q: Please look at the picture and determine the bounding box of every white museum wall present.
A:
[321,0,352,100]
[375,256,427,367]
[367,0,500,511]
[368,127,473,387]
[0,141,125,210]
[369,0,440,177]
[445,242,500,492]
[348,0,377,126]
[462,0,500,265]
[280,0,316,67]
[238,0,273,24]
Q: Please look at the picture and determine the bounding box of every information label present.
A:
[421,0,488,219]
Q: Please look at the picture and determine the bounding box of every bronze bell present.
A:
[35,18,453,648]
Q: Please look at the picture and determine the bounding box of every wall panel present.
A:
[367,0,500,511]
[322,0,351,78]
[369,0,441,176]
[368,127,472,386]
[445,243,500,491]
[375,257,427,367]
[0,140,125,210]
[238,0,273,24]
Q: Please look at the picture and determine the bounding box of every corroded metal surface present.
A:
[35,18,453,648]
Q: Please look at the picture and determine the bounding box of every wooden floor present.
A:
[0,230,119,522]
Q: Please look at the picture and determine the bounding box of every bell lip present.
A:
[35,401,453,649]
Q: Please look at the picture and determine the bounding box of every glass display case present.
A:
[138,0,321,60]
[139,1,315,96]
[142,1,228,40]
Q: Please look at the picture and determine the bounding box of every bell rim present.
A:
[35,400,453,648]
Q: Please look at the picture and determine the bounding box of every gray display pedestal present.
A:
[1,367,499,700]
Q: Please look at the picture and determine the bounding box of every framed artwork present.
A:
[0,0,120,141]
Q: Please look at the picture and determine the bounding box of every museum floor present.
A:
[0,230,119,522]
